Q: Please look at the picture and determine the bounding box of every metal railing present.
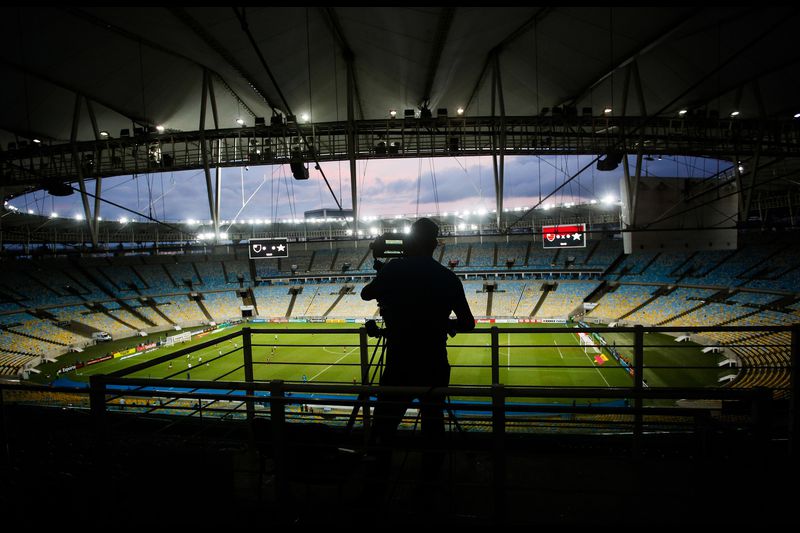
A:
[1,323,796,523]
[50,324,796,443]
[4,115,800,187]
[1,324,794,426]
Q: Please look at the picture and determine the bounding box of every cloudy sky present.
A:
[9,154,731,223]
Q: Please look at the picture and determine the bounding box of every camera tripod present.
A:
[344,321,462,438]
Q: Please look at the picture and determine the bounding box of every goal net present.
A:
[165,331,192,346]
[577,332,601,354]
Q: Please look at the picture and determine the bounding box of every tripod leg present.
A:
[445,396,462,433]
[345,337,385,437]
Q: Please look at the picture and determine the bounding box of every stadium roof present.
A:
[2,6,798,143]
[1,6,800,244]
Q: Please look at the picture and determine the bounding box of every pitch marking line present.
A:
[507,333,511,370]
[311,347,359,381]
[579,343,611,387]
[553,339,564,360]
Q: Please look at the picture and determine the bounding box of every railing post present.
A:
[242,327,255,421]
[491,383,506,525]
[751,386,772,451]
[791,324,799,458]
[270,379,290,510]
[0,386,9,468]
[89,374,107,431]
[491,326,500,385]
[358,327,371,434]
[633,325,644,453]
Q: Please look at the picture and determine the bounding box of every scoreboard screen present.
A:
[542,224,587,249]
[248,238,289,259]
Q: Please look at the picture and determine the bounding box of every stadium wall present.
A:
[621,176,738,253]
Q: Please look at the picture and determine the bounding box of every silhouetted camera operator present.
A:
[361,217,474,482]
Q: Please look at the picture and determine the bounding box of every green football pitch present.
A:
[41,323,724,401]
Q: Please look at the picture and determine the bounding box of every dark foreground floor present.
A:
[0,404,797,526]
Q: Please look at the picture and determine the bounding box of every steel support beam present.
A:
[620,61,647,227]
[0,57,148,130]
[421,7,456,106]
[320,7,365,120]
[234,7,343,212]
[562,9,702,109]
[465,8,551,114]
[347,59,358,236]
[490,55,506,230]
[65,6,258,119]
[71,95,98,246]
[85,99,101,141]
[167,7,278,113]
[199,69,219,238]
[93,177,102,245]
[207,74,222,238]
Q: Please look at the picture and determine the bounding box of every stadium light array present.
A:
[197,232,228,241]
